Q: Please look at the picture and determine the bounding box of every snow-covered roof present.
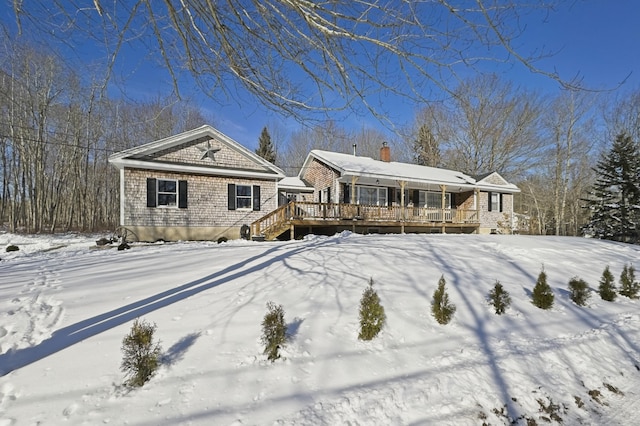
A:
[278,176,314,192]
[300,150,519,193]
[303,150,478,189]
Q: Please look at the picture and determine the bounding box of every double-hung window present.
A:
[488,192,502,212]
[157,179,177,206]
[146,178,188,208]
[228,183,261,211]
[236,185,252,209]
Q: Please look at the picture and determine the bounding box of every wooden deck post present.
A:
[399,180,407,233]
[440,185,447,234]
[290,223,295,240]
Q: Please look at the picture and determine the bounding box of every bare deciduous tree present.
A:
[9,1,574,122]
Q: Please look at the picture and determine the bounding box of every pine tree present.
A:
[583,133,640,243]
[255,126,277,164]
[531,268,554,309]
[413,124,441,167]
[121,318,162,387]
[358,278,386,340]
[431,275,456,324]
[619,264,640,299]
[488,281,511,315]
[261,301,287,361]
[568,277,590,306]
[598,266,617,302]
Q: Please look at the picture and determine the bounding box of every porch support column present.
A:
[474,188,480,233]
[398,180,407,233]
[290,223,295,240]
[440,184,447,233]
[350,176,358,204]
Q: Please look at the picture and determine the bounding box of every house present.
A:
[110,126,520,242]
[250,144,520,240]
[108,125,285,242]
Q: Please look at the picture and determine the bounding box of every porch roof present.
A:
[304,150,480,191]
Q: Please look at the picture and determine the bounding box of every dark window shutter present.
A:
[488,192,493,212]
[499,193,503,212]
[253,185,261,211]
[451,192,456,208]
[387,187,394,206]
[327,187,331,203]
[178,180,188,208]
[413,190,419,206]
[228,184,236,210]
[343,184,350,203]
[147,178,157,207]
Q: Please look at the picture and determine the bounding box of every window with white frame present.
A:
[420,191,451,209]
[356,186,387,206]
[146,178,187,209]
[157,179,177,206]
[490,192,501,212]
[236,185,252,209]
[228,183,261,211]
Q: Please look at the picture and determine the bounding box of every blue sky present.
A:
[3,1,640,150]
[211,1,640,148]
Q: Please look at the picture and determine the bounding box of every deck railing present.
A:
[252,202,479,238]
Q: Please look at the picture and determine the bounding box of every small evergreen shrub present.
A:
[488,281,511,315]
[568,277,590,306]
[358,278,386,340]
[619,264,640,299]
[431,275,456,324]
[261,301,287,361]
[121,318,162,388]
[6,245,19,252]
[531,268,554,309]
[598,266,617,302]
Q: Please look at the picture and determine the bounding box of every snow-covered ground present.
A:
[1,232,639,425]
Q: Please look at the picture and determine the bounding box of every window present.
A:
[489,192,502,212]
[356,186,387,206]
[146,178,187,208]
[236,185,252,209]
[228,184,261,211]
[157,179,177,206]
[419,191,451,209]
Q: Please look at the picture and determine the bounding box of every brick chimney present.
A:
[380,142,391,162]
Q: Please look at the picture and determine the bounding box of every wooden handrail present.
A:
[251,202,480,238]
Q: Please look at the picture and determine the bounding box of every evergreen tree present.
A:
[121,318,162,388]
[531,268,554,309]
[568,277,590,306]
[413,124,441,167]
[583,133,640,243]
[261,301,287,361]
[358,278,386,340]
[598,266,617,302]
[488,281,511,315]
[619,264,640,299]
[431,275,456,324]
[255,126,277,164]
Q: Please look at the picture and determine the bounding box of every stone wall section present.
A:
[123,168,277,239]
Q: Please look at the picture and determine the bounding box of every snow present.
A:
[306,150,481,189]
[1,231,639,425]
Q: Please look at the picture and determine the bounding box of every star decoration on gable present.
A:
[197,140,221,161]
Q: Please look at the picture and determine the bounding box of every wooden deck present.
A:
[251,202,480,240]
